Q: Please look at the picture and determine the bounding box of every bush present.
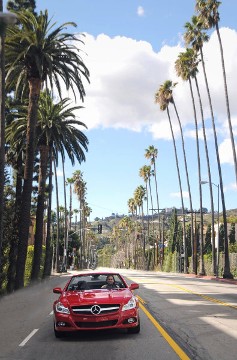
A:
[24,245,46,285]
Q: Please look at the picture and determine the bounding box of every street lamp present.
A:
[201,180,220,276]
[0,11,17,268]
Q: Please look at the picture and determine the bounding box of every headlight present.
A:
[122,297,137,311]
[55,302,70,314]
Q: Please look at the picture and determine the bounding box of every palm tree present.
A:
[5,10,90,289]
[134,185,146,267]
[196,0,237,185]
[145,145,160,263]
[155,80,188,273]
[127,197,137,266]
[73,170,87,268]
[66,178,75,231]
[139,164,155,267]
[0,1,17,271]
[7,91,89,280]
[139,165,151,249]
[175,48,206,275]
[0,0,5,270]
[33,92,88,279]
[53,157,60,272]
[73,209,79,231]
[166,81,194,274]
[7,0,37,15]
[184,16,232,278]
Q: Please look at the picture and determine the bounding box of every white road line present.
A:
[49,310,53,315]
[19,329,39,347]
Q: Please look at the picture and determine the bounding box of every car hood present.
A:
[61,289,133,306]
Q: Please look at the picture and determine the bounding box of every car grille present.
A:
[71,304,120,315]
[75,320,118,328]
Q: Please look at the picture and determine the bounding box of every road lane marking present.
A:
[137,295,146,304]
[168,284,237,310]
[139,300,190,360]
[19,329,39,347]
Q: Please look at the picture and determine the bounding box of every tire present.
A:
[127,321,140,334]
[54,323,64,338]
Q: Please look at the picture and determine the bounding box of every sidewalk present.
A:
[179,272,237,285]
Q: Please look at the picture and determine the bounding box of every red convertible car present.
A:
[53,272,140,337]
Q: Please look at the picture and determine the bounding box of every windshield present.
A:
[67,274,126,291]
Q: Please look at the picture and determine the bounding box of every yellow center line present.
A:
[139,300,190,360]
[170,284,237,310]
[129,276,236,359]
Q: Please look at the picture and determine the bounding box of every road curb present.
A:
[182,273,237,285]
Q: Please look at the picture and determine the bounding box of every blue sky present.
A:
[34,0,237,220]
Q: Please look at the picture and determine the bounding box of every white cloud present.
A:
[68,28,237,154]
[137,6,145,17]
[219,138,237,165]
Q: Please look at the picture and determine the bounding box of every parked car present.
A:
[53,272,140,337]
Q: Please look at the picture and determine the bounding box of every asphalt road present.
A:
[0,268,236,360]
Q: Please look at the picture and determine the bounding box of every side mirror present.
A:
[129,283,139,291]
[53,287,62,294]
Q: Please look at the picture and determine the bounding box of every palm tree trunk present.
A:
[6,156,23,292]
[53,157,60,272]
[31,144,49,280]
[43,146,53,277]
[62,159,68,271]
[166,106,187,273]
[15,78,41,290]
[0,0,5,269]
[148,177,155,267]
[200,48,232,278]
[194,75,216,274]
[191,77,204,275]
[153,161,161,265]
[172,99,194,274]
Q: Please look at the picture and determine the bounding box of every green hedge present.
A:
[24,245,46,285]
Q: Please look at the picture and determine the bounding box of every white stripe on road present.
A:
[19,329,39,347]
[49,310,53,315]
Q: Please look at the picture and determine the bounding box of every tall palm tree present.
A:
[139,164,155,266]
[0,0,5,270]
[127,197,137,266]
[5,10,90,289]
[33,93,88,279]
[196,0,237,185]
[7,91,89,280]
[155,80,188,273]
[167,81,194,274]
[53,157,60,272]
[175,48,206,275]
[66,178,75,231]
[139,165,151,249]
[73,170,87,268]
[0,1,17,271]
[145,145,160,263]
[134,185,146,266]
[184,16,232,278]
[42,146,53,278]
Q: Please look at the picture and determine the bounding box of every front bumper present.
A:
[54,308,139,332]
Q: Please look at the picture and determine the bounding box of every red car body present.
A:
[53,272,140,337]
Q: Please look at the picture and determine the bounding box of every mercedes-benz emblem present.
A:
[91,305,101,315]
